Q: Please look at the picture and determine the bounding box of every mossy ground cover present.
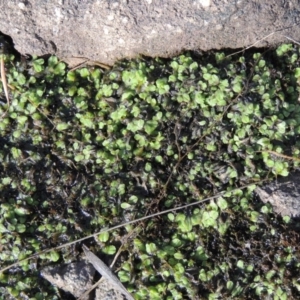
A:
[1,44,300,299]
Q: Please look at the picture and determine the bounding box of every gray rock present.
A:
[95,280,125,300]
[41,260,95,299]
[0,1,300,65]
[255,172,300,217]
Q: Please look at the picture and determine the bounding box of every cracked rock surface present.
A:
[255,171,300,217]
[41,260,95,300]
[1,0,300,65]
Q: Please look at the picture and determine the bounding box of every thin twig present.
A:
[0,180,265,274]
[0,56,9,117]
[225,32,275,58]
[69,57,111,71]
[78,277,105,300]
[281,35,300,46]
[225,24,300,59]
[258,150,300,162]
[69,59,90,72]
[0,57,9,103]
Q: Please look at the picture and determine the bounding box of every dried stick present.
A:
[82,245,134,300]
[0,56,9,117]
[258,150,300,162]
[78,228,139,300]
[225,32,275,58]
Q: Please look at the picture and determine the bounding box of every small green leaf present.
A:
[16,224,26,233]
[0,223,9,233]
[134,134,147,147]
[132,105,140,117]
[98,232,110,242]
[102,84,113,97]
[260,205,270,214]
[295,68,300,79]
[199,269,209,282]
[103,245,116,255]
[241,115,250,123]
[206,142,217,151]
[168,213,175,221]
[276,43,292,56]
[33,58,44,72]
[174,252,184,260]
[68,86,77,96]
[16,73,26,85]
[49,251,60,262]
[121,203,131,209]
[194,92,207,108]
[189,61,198,71]
[227,281,234,291]
[266,270,276,281]
[54,62,66,75]
[118,270,131,283]
[121,90,134,101]
[48,55,58,66]
[146,243,157,255]
[156,78,170,94]
[14,207,29,216]
[129,195,138,203]
[257,138,270,147]
[175,213,186,222]
[179,218,192,232]
[75,154,85,162]
[202,210,219,227]
[38,225,46,232]
[67,71,76,82]
[13,130,22,139]
[237,260,244,269]
[258,60,266,68]
[169,74,177,82]
[217,197,228,210]
[249,211,259,222]
[233,83,242,93]
[127,119,144,132]
[80,117,94,129]
[204,73,219,86]
[144,120,158,135]
[11,147,22,159]
[145,162,152,172]
[111,107,127,121]
[215,52,225,62]
[171,238,182,247]
[170,60,179,70]
[79,68,90,78]
[56,123,69,131]
[133,239,145,251]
